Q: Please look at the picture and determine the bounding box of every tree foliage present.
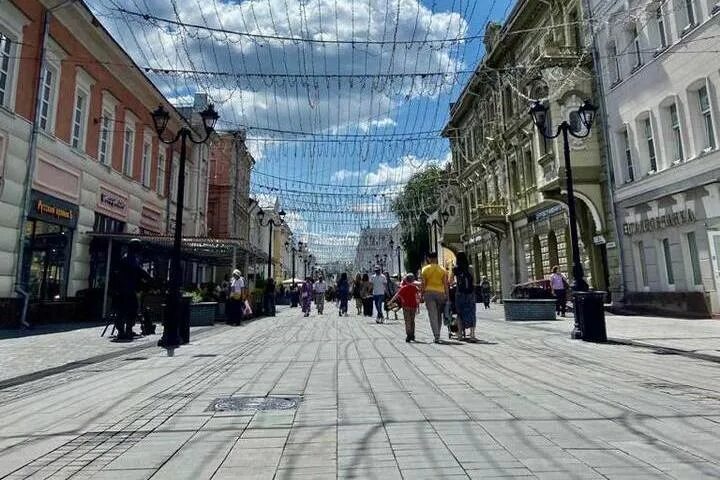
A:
[391,165,444,274]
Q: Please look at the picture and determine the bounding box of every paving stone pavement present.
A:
[1,305,719,479]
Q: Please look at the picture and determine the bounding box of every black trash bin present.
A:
[179,295,191,344]
[574,291,607,343]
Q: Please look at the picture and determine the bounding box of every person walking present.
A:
[337,273,350,317]
[550,266,569,317]
[263,277,276,317]
[453,252,476,341]
[112,239,151,341]
[383,272,399,321]
[371,266,388,323]
[227,269,245,325]
[301,277,314,317]
[389,274,420,342]
[420,251,449,344]
[361,273,374,317]
[480,276,492,309]
[352,273,363,315]
[314,276,327,314]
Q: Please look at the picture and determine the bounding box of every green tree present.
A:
[391,165,444,274]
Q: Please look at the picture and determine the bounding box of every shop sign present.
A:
[528,204,563,222]
[623,209,695,236]
[97,186,128,219]
[30,190,78,228]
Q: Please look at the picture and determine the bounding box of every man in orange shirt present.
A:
[420,251,449,343]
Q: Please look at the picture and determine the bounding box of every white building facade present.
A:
[589,0,720,316]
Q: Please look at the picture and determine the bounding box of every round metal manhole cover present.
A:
[207,396,300,412]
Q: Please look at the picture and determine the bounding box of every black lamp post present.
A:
[285,240,302,286]
[530,99,602,340]
[151,103,218,354]
[257,209,286,280]
[529,99,596,292]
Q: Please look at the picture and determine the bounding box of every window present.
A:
[698,86,716,150]
[684,0,696,27]
[656,7,667,48]
[609,42,621,84]
[0,32,13,107]
[171,155,179,201]
[523,149,535,187]
[662,238,675,285]
[503,86,514,122]
[631,25,642,68]
[122,127,134,176]
[98,109,112,165]
[141,140,152,187]
[622,128,634,182]
[637,241,648,287]
[644,118,658,172]
[669,103,685,162]
[687,232,702,285]
[157,151,166,196]
[38,66,55,132]
[71,90,88,149]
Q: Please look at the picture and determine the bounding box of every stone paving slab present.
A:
[1,304,720,479]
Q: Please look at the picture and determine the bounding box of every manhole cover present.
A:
[193,354,218,358]
[206,396,301,412]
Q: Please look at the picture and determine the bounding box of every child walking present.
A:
[390,274,420,343]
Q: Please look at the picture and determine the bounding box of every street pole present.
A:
[396,246,401,277]
[561,125,589,293]
[151,103,218,355]
[267,221,273,280]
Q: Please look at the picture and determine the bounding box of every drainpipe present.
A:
[583,0,626,305]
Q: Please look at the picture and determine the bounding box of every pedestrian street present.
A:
[2,306,720,480]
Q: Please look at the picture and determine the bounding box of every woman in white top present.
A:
[549,266,568,317]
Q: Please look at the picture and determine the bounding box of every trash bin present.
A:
[179,295,191,344]
[574,291,607,343]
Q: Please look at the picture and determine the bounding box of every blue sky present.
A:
[89,0,513,263]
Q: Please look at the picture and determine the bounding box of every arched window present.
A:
[532,235,544,280]
[548,231,560,270]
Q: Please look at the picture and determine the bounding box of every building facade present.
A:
[353,227,395,273]
[0,0,209,322]
[444,0,621,300]
[589,0,720,316]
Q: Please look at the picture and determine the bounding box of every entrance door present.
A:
[708,231,720,308]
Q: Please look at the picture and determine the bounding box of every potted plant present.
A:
[186,288,217,326]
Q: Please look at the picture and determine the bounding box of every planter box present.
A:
[189,302,217,326]
[503,299,556,321]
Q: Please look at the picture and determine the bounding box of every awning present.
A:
[86,232,269,266]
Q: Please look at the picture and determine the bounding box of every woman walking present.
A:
[352,273,363,315]
[337,273,350,317]
[389,274,420,342]
[228,269,245,325]
[480,276,492,309]
[361,273,374,317]
[453,253,477,341]
[550,266,568,317]
[301,277,314,317]
[420,251,449,343]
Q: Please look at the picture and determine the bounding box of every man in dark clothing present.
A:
[112,239,151,341]
[264,278,276,316]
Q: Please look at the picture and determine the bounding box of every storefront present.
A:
[21,191,78,301]
[89,186,128,290]
[620,184,720,317]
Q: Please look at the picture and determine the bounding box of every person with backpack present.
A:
[389,274,420,342]
[453,252,477,341]
[337,273,350,317]
[550,265,569,317]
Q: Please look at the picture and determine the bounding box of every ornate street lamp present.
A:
[529,98,603,340]
[257,209,286,280]
[152,103,218,354]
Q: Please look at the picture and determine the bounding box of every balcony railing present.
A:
[472,203,508,224]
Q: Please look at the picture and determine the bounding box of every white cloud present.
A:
[364,153,448,187]
[330,169,361,182]
[358,117,397,132]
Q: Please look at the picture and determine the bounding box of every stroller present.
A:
[443,285,460,339]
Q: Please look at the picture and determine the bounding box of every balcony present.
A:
[472,204,508,234]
